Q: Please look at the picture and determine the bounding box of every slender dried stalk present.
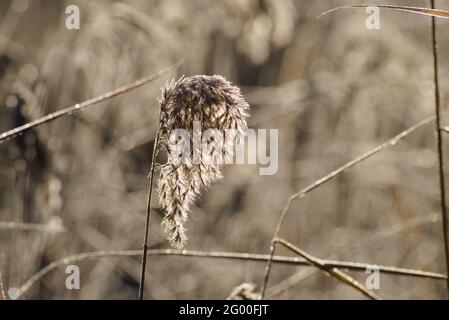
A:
[15,248,446,299]
[138,123,161,300]
[260,116,435,298]
[0,272,6,300]
[0,62,182,145]
[318,5,449,20]
[274,238,381,300]
[0,253,5,300]
[430,0,449,298]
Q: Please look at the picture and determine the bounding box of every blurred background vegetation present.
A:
[1,0,449,299]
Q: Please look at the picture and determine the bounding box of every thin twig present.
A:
[274,238,381,300]
[430,0,449,298]
[266,267,317,298]
[15,248,446,299]
[348,214,439,254]
[318,5,449,20]
[260,115,435,298]
[0,221,65,233]
[0,62,182,145]
[138,123,161,300]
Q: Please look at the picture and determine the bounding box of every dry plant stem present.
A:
[138,129,161,300]
[260,115,435,298]
[274,238,381,300]
[318,5,449,20]
[15,248,446,299]
[0,272,6,300]
[0,254,6,300]
[0,221,65,233]
[430,0,449,298]
[0,62,182,145]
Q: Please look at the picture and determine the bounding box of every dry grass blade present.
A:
[15,248,446,299]
[0,62,182,145]
[274,238,381,300]
[260,115,435,298]
[318,5,449,20]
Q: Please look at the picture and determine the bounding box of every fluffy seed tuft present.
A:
[157,75,249,248]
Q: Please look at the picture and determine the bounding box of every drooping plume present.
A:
[157,75,249,248]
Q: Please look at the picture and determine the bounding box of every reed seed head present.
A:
[157,75,249,248]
